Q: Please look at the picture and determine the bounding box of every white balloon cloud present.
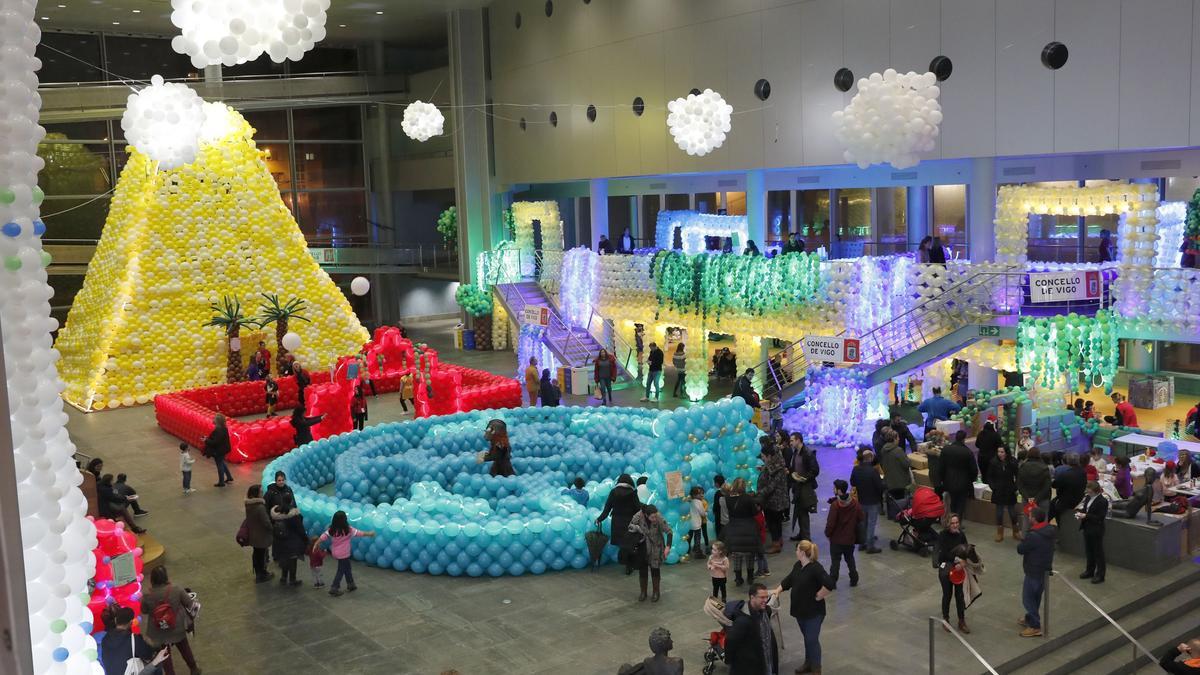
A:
[401,101,445,142]
[350,276,370,296]
[666,89,733,156]
[169,0,330,69]
[282,331,302,352]
[120,75,206,170]
[832,69,942,169]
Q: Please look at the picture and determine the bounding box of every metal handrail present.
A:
[494,276,593,369]
[1047,570,1158,664]
[927,616,998,675]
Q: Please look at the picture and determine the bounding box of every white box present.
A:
[935,420,963,436]
[569,367,591,396]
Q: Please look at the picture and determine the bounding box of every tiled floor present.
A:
[64,320,1197,675]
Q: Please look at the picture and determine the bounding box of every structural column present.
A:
[907,185,930,251]
[746,169,767,249]
[1126,340,1154,373]
[590,178,609,251]
[448,8,495,283]
[968,157,997,263]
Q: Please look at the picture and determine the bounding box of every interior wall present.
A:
[488,0,1200,184]
[379,276,461,322]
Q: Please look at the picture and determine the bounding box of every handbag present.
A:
[235,519,249,547]
[122,633,146,675]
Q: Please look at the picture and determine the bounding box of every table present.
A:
[1112,433,1200,455]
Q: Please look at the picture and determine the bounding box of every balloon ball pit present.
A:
[265,398,760,577]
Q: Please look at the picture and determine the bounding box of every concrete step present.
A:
[1096,607,1200,674]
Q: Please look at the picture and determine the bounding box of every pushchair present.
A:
[888,485,944,555]
[701,596,734,675]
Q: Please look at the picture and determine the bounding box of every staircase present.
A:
[493,281,633,380]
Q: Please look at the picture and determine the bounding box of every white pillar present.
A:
[590,178,609,251]
[1126,340,1154,373]
[746,169,767,250]
[968,157,997,263]
[907,185,930,251]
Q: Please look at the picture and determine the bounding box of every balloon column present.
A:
[3,1,100,670]
[832,69,942,169]
[782,367,888,447]
[264,400,758,576]
[86,519,145,637]
[1016,311,1119,395]
[55,100,369,411]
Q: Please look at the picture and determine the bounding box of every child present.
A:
[1082,400,1095,420]
[264,374,278,417]
[179,443,195,494]
[351,382,368,431]
[398,372,413,413]
[754,509,769,577]
[764,395,784,433]
[707,541,729,602]
[688,486,706,557]
[306,536,327,588]
[316,510,376,596]
[1018,427,1036,453]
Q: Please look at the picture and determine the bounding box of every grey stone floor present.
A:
[63,321,1197,675]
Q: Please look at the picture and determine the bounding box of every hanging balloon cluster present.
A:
[666,89,733,156]
[1016,311,1119,395]
[436,206,457,246]
[120,75,206,170]
[401,101,445,142]
[169,0,329,67]
[649,251,822,321]
[832,69,942,169]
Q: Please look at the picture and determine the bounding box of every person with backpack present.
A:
[139,566,200,675]
[100,605,167,675]
[244,484,274,583]
[317,510,377,597]
[270,495,308,587]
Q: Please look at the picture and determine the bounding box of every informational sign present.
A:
[228,337,241,352]
[664,471,685,499]
[522,306,549,326]
[109,552,137,587]
[345,362,359,380]
[978,326,1001,337]
[1028,270,1101,304]
[802,336,861,364]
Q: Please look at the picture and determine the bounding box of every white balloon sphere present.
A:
[350,276,370,296]
[281,332,302,351]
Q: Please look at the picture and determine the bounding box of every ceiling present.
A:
[35,0,490,48]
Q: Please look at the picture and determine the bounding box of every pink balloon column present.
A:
[86,518,145,635]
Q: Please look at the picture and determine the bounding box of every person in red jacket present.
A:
[351,381,368,431]
[1107,392,1139,428]
[824,479,864,588]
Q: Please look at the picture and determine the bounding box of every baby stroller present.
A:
[702,596,734,675]
[888,485,944,555]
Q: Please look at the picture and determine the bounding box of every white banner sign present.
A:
[802,336,861,364]
[522,306,549,326]
[1029,270,1101,304]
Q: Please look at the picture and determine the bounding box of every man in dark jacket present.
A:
[641,342,665,401]
[850,449,886,553]
[1050,453,1087,524]
[724,584,778,675]
[891,415,918,454]
[732,369,760,408]
[1016,507,1056,637]
[1076,480,1108,584]
[1159,638,1200,675]
[940,430,978,517]
[974,417,1002,479]
[100,606,165,675]
[712,474,728,540]
[787,433,819,541]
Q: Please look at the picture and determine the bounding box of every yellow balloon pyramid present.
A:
[54,105,369,411]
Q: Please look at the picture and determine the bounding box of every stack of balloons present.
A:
[86,519,145,637]
[264,399,759,576]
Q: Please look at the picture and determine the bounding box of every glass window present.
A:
[241,110,289,141]
[640,195,662,247]
[48,274,86,330]
[258,143,292,190]
[797,189,831,254]
[294,143,364,189]
[288,47,360,75]
[1022,181,1080,263]
[37,140,112,196]
[1165,176,1199,202]
[292,106,362,140]
[1083,180,1120,264]
[835,188,871,257]
[875,186,907,255]
[694,192,718,214]
[1160,341,1200,375]
[103,36,201,82]
[933,184,967,258]
[665,193,689,211]
[41,196,110,241]
[724,191,747,216]
[37,32,104,83]
[578,196,591,246]
[766,190,791,244]
[43,121,109,141]
[293,191,367,245]
[223,54,286,79]
[607,195,633,242]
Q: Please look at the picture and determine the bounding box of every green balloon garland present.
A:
[650,251,822,321]
[1016,311,1118,395]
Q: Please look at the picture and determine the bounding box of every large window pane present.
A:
[767,190,791,244]
[37,140,112,196]
[41,196,110,241]
[294,191,367,245]
[43,121,109,141]
[640,195,662,247]
[797,189,831,254]
[37,32,104,83]
[665,193,689,211]
[103,36,200,82]
[1026,181,1080,263]
[933,184,967,258]
[876,186,907,255]
[288,46,360,75]
[223,54,286,79]
[292,106,362,140]
[835,188,871,257]
[259,143,292,190]
[694,192,718,214]
[294,143,363,189]
[1160,342,1200,375]
[1165,176,1199,202]
[242,110,289,141]
[724,191,746,216]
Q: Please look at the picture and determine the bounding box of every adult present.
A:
[270,495,308,587]
[928,236,948,264]
[1017,507,1057,637]
[244,484,274,583]
[870,419,889,456]
[351,382,368,431]
[139,566,200,675]
[597,234,614,255]
[723,584,779,675]
[538,368,561,407]
[1107,392,1138,428]
[100,606,166,675]
[935,513,970,633]
[917,235,933,263]
[97,473,145,534]
[987,446,1021,542]
[774,540,836,675]
[524,356,540,406]
[724,478,764,587]
[850,448,886,553]
[1050,453,1087,523]
[86,457,104,481]
[641,341,664,401]
[293,363,310,407]
[1097,228,1114,263]
[715,347,737,380]
[891,414,918,454]
[878,428,912,501]
[732,368,760,409]
[114,473,149,517]
[628,504,672,602]
[1177,451,1199,481]
[756,441,790,554]
[786,432,819,541]
[671,343,687,398]
[203,414,234,488]
[940,430,978,517]
[712,475,729,540]
[634,324,645,377]
[481,418,515,477]
[742,239,761,256]
[918,387,961,432]
[824,479,864,588]
[618,227,634,254]
[289,407,324,447]
[597,474,641,572]
[264,471,295,513]
[1076,480,1108,584]
[245,355,265,382]
[1018,447,1052,514]
[1158,638,1200,674]
[974,417,1002,479]
[593,348,617,406]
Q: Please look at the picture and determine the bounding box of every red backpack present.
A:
[151,585,177,631]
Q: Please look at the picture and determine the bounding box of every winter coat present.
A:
[1017,523,1057,576]
[1018,460,1052,503]
[974,424,1002,477]
[724,494,764,554]
[139,583,193,648]
[1052,466,1088,514]
[593,354,617,381]
[291,414,322,446]
[483,442,515,477]
[732,375,760,408]
[96,483,129,519]
[204,426,230,458]
[941,442,979,495]
[244,497,273,549]
[598,483,640,548]
[539,379,561,407]
[724,603,779,675]
[787,446,820,510]
[878,442,912,492]
[100,628,156,675]
[987,456,1019,506]
[270,506,308,562]
[264,483,295,513]
[824,496,864,546]
[628,510,672,569]
[757,454,791,512]
[893,421,918,454]
[850,464,887,505]
[647,347,664,371]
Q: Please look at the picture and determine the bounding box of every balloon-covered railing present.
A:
[264,399,760,577]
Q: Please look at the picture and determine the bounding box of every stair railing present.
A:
[586,309,639,382]
[493,281,594,369]
[1045,570,1157,666]
[927,616,998,675]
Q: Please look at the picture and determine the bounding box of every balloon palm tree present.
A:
[205,296,256,383]
[257,294,310,373]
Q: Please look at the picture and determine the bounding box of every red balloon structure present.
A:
[154,327,521,462]
[87,518,145,635]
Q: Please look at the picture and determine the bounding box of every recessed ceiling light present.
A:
[338,24,346,27]
[40,15,49,19]
[131,8,140,12]
[376,10,383,14]
[111,21,119,24]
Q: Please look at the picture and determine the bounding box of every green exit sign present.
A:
[978,326,1001,337]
